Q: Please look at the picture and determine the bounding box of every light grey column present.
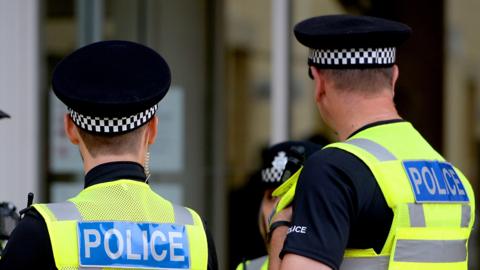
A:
[270,0,291,144]
[76,0,104,47]
[0,0,40,209]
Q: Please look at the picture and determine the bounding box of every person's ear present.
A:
[146,116,158,145]
[64,114,80,145]
[311,66,326,103]
[391,65,399,89]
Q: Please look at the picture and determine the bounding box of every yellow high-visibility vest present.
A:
[235,256,268,270]
[33,179,208,270]
[325,122,475,270]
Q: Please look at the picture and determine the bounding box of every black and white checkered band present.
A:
[261,151,288,183]
[68,104,158,134]
[308,47,396,67]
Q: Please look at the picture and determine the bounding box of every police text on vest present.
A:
[78,221,190,269]
[403,160,469,202]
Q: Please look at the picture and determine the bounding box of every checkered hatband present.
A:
[69,104,158,134]
[261,151,288,183]
[309,47,396,67]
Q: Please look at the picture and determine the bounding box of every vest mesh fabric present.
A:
[71,180,175,223]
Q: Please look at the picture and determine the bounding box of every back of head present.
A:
[322,68,393,94]
[51,40,171,156]
[76,126,147,157]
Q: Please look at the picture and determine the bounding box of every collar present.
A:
[347,119,405,139]
[84,161,147,188]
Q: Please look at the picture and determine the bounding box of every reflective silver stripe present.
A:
[408,203,426,227]
[346,138,396,161]
[340,256,389,270]
[78,267,99,270]
[394,239,467,262]
[247,256,268,270]
[173,204,194,225]
[461,204,471,227]
[46,201,83,221]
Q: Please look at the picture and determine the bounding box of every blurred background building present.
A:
[0,0,478,269]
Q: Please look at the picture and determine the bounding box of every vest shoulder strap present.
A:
[36,200,196,225]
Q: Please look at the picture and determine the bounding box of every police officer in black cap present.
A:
[0,41,218,269]
[268,15,475,270]
[236,141,321,270]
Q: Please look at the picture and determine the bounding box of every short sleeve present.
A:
[281,149,356,269]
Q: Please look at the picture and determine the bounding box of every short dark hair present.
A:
[321,67,393,93]
[77,124,147,157]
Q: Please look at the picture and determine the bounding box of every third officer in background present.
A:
[268,15,475,270]
[236,141,321,270]
[0,41,217,269]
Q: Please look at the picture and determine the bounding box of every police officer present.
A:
[0,41,217,269]
[268,15,475,270]
[236,141,321,270]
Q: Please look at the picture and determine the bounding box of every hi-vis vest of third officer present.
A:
[236,255,268,270]
[32,180,208,270]
[273,121,475,270]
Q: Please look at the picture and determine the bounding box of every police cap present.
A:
[294,15,412,70]
[0,110,10,120]
[260,141,321,188]
[52,40,171,134]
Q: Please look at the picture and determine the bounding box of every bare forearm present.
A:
[268,226,288,270]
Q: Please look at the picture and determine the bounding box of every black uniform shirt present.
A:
[281,120,403,270]
[0,162,218,270]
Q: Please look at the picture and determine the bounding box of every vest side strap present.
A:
[408,203,426,227]
[346,138,397,161]
[340,256,389,270]
[393,239,467,262]
[173,204,194,225]
[46,201,83,221]
[461,204,471,228]
[247,255,268,270]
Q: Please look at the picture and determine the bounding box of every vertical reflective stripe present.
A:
[461,204,471,227]
[394,239,467,262]
[173,204,194,225]
[247,256,268,270]
[408,203,426,227]
[340,256,389,270]
[46,201,83,221]
[346,138,397,161]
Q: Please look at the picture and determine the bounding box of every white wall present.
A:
[0,0,41,210]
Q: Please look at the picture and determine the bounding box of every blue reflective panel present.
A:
[78,222,190,269]
[403,160,469,203]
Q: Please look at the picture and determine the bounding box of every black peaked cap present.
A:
[294,15,412,49]
[52,40,171,118]
[260,141,322,187]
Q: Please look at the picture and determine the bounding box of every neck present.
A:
[82,153,144,174]
[333,92,401,141]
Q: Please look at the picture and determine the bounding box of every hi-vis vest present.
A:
[235,255,268,270]
[326,122,475,270]
[33,180,208,270]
